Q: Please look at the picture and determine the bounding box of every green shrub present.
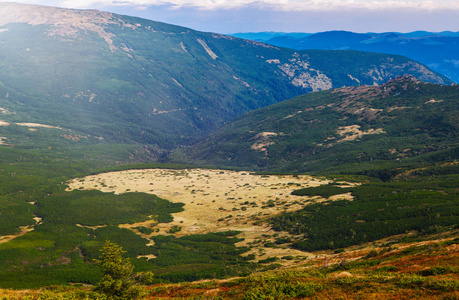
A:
[94,241,150,300]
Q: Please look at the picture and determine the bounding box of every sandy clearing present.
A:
[137,254,156,260]
[251,132,278,153]
[326,125,385,145]
[0,226,35,245]
[16,123,61,129]
[67,168,352,263]
[336,125,384,140]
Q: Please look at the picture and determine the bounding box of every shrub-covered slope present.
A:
[183,75,458,174]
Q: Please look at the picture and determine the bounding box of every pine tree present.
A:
[94,240,146,300]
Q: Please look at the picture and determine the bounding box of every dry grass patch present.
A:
[68,169,339,263]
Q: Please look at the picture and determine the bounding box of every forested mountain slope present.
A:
[0,3,450,154]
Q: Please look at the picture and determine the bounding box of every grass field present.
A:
[67,168,357,264]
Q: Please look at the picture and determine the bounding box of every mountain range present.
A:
[0,3,450,159]
[231,30,459,83]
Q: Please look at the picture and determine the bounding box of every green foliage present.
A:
[291,184,354,198]
[80,226,154,261]
[234,270,324,300]
[168,225,182,234]
[144,233,254,282]
[94,241,147,300]
[134,226,153,235]
[271,172,459,251]
[420,266,458,276]
[35,190,183,226]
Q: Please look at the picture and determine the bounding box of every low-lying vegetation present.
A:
[0,230,457,299]
[272,170,459,251]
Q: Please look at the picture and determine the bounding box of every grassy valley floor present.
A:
[67,168,347,264]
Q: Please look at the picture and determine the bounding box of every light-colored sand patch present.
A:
[0,121,10,126]
[233,76,251,88]
[328,192,354,201]
[0,137,7,145]
[172,78,182,87]
[0,3,138,52]
[76,224,106,230]
[197,38,218,60]
[387,106,412,112]
[16,123,61,129]
[0,226,34,244]
[282,110,303,120]
[0,108,12,114]
[267,59,280,64]
[347,74,361,84]
[67,168,355,263]
[180,42,189,54]
[33,216,42,225]
[335,125,385,143]
[251,132,278,154]
[137,254,156,260]
[425,99,443,104]
[152,108,186,115]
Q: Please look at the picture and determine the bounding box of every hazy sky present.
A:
[3,0,459,33]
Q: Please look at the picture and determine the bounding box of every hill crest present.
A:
[182,75,458,174]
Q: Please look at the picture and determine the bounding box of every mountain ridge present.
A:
[0,3,451,156]
[231,30,459,83]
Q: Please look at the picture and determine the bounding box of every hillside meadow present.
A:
[0,230,457,299]
[67,168,344,264]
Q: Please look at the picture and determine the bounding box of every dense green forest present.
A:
[270,166,459,251]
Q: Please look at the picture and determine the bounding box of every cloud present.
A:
[1,0,457,33]
[40,0,459,11]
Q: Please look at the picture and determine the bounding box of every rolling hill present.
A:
[181,75,458,175]
[0,3,451,158]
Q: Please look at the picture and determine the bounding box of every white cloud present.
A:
[54,0,459,11]
[5,0,452,11]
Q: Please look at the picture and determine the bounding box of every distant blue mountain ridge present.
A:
[231,31,459,83]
